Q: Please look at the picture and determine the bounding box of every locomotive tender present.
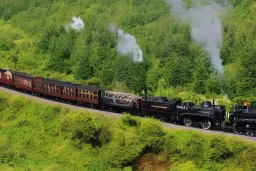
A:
[0,68,254,136]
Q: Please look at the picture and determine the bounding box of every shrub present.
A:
[61,112,111,147]
[119,114,141,128]
[165,130,208,164]
[137,118,166,153]
[207,136,233,163]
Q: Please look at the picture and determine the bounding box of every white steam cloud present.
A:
[165,0,230,75]
[109,23,143,63]
[65,16,85,31]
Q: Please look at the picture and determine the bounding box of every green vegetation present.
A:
[0,92,256,170]
[0,0,256,104]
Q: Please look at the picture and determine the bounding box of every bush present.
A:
[207,137,233,163]
[137,118,166,153]
[119,114,141,128]
[61,112,111,147]
[165,130,208,163]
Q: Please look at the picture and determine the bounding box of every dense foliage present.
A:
[0,93,256,170]
[0,0,256,103]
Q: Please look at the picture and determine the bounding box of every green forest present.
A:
[0,0,256,104]
[0,92,256,170]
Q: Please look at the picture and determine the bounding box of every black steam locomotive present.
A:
[135,96,226,130]
[0,68,255,136]
[228,101,256,136]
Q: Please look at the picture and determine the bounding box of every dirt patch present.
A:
[136,154,171,171]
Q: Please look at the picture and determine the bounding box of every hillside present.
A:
[0,0,256,103]
[0,92,256,170]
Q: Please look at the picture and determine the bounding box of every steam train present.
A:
[0,68,255,136]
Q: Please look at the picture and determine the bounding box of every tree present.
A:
[73,46,93,80]
[162,57,193,87]
[191,56,211,94]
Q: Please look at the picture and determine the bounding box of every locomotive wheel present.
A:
[201,120,212,130]
[246,131,254,137]
[183,117,192,127]
[234,129,244,135]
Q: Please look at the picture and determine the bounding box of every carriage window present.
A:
[86,94,89,98]
[77,89,81,97]
[94,96,97,100]
[34,82,42,89]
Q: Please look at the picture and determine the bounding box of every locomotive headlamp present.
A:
[243,100,248,107]
[242,100,249,112]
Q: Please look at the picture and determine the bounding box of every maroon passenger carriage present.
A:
[32,76,44,95]
[0,69,7,85]
[1,70,13,87]
[76,85,101,106]
[12,71,34,92]
[43,79,63,99]
[42,79,101,105]
[61,82,77,102]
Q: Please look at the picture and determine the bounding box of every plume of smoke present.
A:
[165,0,230,75]
[109,23,143,63]
[65,16,85,31]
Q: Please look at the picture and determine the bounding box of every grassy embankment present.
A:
[0,92,256,171]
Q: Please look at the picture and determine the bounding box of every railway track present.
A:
[0,86,255,142]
